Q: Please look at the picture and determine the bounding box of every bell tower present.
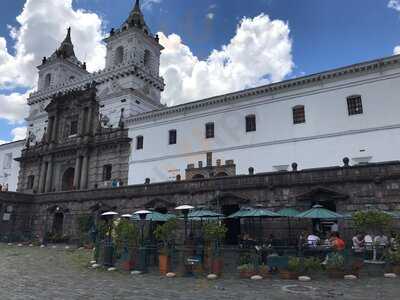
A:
[104,0,163,79]
[37,28,88,91]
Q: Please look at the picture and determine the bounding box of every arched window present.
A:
[144,49,151,68]
[44,73,52,88]
[192,174,205,180]
[115,46,124,65]
[292,105,306,124]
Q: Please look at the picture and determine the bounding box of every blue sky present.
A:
[1,0,400,142]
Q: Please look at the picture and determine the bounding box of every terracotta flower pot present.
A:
[159,254,170,275]
[327,269,345,279]
[211,259,223,276]
[279,270,299,280]
[239,270,256,279]
[121,259,135,271]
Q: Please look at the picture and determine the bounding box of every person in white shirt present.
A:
[307,233,320,248]
[364,234,373,250]
[331,222,339,233]
[352,234,364,253]
[374,235,389,247]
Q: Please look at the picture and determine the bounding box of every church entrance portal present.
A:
[222,204,241,244]
[62,168,75,191]
[52,212,64,237]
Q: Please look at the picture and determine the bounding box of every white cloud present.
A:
[394,46,400,54]
[0,0,106,124]
[11,127,27,141]
[206,13,215,20]
[389,0,400,12]
[158,14,293,106]
[0,90,30,124]
[142,0,162,11]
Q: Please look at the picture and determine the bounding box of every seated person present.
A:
[364,233,373,250]
[375,234,389,247]
[307,232,320,248]
[352,234,364,253]
[330,232,345,251]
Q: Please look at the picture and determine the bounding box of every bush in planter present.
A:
[202,222,227,275]
[77,215,95,247]
[280,257,302,280]
[113,219,139,271]
[154,219,178,274]
[303,257,323,276]
[385,249,400,274]
[326,253,345,279]
[238,264,256,278]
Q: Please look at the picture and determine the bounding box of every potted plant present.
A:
[154,219,178,275]
[385,249,400,275]
[280,257,302,280]
[258,264,271,278]
[238,264,256,279]
[303,257,322,278]
[203,221,227,276]
[326,253,345,279]
[114,218,139,271]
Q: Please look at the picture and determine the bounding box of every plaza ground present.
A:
[0,244,399,300]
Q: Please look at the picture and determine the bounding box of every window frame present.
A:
[27,175,35,190]
[245,114,256,132]
[292,105,306,124]
[168,129,177,145]
[102,164,113,182]
[70,120,79,136]
[205,122,215,139]
[347,95,363,116]
[136,135,144,150]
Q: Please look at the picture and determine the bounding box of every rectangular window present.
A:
[205,123,215,139]
[169,130,177,145]
[347,95,363,115]
[136,136,144,150]
[102,165,112,181]
[3,153,12,169]
[27,175,35,189]
[70,120,78,135]
[293,105,306,124]
[245,115,256,132]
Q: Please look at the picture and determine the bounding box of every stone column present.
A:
[79,109,86,136]
[51,115,58,142]
[38,161,47,193]
[73,156,82,190]
[45,159,53,193]
[86,107,93,135]
[47,117,54,142]
[80,155,88,189]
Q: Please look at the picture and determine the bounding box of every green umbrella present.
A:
[131,211,176,222]
[228,207,280,218]
[297,205,343,219]
[188,209,224,220]
[277,208,301,243]
[277,208,301,218]
[228,207,280,242]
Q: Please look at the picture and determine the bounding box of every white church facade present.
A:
[1,0,400,191]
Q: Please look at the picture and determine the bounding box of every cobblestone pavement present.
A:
[0,244,399,300]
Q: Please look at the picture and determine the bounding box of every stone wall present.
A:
[1,161,400,241]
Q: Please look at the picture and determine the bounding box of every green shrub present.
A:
[326,253,345,271]
[154,219,178,255]
[288,257,302,273]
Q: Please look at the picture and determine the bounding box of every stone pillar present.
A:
[38,161,47,193]
[45,159,53,193]
[73,156,82,190]
[79,109,86,136]
[80,155,88,189]
[47,117,54,142]
[86,107,93,135]
[51,115,58,142]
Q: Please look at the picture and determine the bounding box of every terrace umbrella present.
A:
[188,209,224,221]
[131,211,176,222]
[277,208,301,242]
[296,205,343,219]
[228,207,281,241]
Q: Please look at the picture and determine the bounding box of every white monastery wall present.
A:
[0,141,25,191]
